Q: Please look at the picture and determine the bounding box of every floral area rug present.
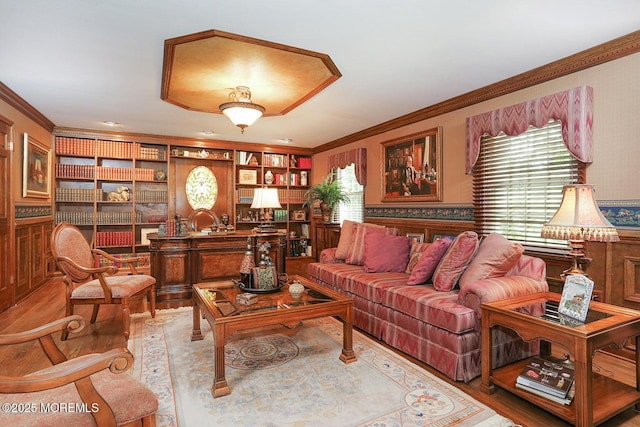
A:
[128,307,515,427]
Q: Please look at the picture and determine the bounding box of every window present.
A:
[474,120,581,251]
[334,164,363,224]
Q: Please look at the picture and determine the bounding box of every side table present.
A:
[481,291,640,426]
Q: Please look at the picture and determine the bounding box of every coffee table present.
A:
[191,275,357,397]
[481,291,640,426]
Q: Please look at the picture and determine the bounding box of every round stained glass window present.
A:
[185,166,218,210]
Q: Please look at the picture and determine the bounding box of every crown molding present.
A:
[0,82,55,132]
[313,30,640,154]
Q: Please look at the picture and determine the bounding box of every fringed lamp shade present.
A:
[541,184,619,277]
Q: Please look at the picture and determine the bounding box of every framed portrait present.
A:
[558,274,594,322]
[406,233,424,244]
[381,127,442,202]
[293,210,306,221]
[22,133,51,198]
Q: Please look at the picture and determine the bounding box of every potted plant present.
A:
[303,173,350,222]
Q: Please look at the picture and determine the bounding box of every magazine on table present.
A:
[558,274,594,322]
[516,357,575,398]
[516,380,575,405]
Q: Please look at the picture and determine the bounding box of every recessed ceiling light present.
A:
[281,138,292,144]
[103,121,118,126]
[202,130,214,135]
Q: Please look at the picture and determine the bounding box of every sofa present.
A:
[308,222,549,382]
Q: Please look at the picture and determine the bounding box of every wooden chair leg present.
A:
[122,299,131,340]
[90,304,100,323]
[61,302,74,341]
[149,286,156,318]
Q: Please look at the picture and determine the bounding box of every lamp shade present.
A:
[541,185,619,243]
[251,188,282,209]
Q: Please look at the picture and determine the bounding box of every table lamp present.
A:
[541,184,619,277]
[251,187,281,233]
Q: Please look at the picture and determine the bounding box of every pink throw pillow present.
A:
[363,232,410,273]
[345,223,386,265]
[458,233,524,289]
[407,238,453,285]
[432,231,479,291]
[335,220,359,260]
[405,242,431,274]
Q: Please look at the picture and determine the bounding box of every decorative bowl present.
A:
[289,282,305,299]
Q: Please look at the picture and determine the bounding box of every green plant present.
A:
[303,173,350,218]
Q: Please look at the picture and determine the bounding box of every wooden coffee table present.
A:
[481,292,640,426]
[191,275,357,398]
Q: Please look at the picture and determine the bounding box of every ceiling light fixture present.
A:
[219,86,265,133]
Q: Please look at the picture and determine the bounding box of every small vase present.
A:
[265,170,274,185]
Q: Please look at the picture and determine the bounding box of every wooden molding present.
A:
[0,82,55,132]
[314,30,640,154]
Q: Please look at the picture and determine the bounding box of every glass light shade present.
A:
[251,188,282,209]
[219,86,265,133]
[541,185,619,243]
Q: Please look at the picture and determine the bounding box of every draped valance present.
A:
[327,147,367,185]
[465,85,593,174]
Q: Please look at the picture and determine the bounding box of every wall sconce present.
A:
[219,86,265,133]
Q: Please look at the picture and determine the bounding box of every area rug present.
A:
[128,307,514,427]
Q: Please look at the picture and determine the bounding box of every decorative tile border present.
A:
[15,205,52,218]
[599,200,640,228]
[366,201,640,228]
[366,205,473,221]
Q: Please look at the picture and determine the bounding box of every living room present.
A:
[1,2,640,426]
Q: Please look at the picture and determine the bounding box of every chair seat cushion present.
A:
[1,354,158,426]
[72,275,155,299]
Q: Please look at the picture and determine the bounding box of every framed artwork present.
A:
[140,228,159,246]
[22,133,51,198]
[238,169,258,185]
[293,210,306,221]
[558,275,594,322]
[406,233,424,244]
[381,127,442,202]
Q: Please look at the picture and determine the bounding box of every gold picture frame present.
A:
[22,133,51,198]
[381,127,442,202]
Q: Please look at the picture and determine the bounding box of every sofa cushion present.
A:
[346,223,397,265]
[432,231,479,291]
[335,219,360,260]
[363,232,410,273]
[459,232,524,289]
[405,242,431,274]
[407,237,453,285]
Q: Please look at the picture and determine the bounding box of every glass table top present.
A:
[513,300,612,328]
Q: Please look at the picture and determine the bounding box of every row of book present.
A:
[55,137,167,161]
[55,189,168,203]
[516,357,575,405]
[95,231,133,247]
[55,211,143,225]
[236,188,307,204]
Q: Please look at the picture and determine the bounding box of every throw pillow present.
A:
[458,233,524,289]
[363,232,410,273]
[432,231,479,291]
[407,237,453,285]
[345,223,387,265]
[405,242,432,274]
[335,219,359,260]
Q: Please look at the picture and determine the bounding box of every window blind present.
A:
[474,120,580,251]
[335,164,364,224]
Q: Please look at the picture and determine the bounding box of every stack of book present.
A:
[515,357,575,405]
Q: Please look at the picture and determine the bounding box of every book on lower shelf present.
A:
[515,380,575,405]
[515,357,575,399]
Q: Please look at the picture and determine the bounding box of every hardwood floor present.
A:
[2,277,640,426]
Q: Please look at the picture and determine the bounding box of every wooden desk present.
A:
[481,292,640,426]
[148,231,285,308]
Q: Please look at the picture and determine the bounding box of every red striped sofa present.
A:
[308,238,548,382]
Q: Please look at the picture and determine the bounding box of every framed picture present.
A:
[406,233,424,244]
[381,127,442,202]
[140,228,159,246]
[22,133,51,198]
[293,210,306,221]
[558,275,594,322]
[238,169,258,185]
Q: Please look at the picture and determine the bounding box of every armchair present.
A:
[51,222,156,340]
[0,315,157,426]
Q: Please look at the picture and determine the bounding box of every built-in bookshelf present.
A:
[235,150,313,258]
[54,136,169,262]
